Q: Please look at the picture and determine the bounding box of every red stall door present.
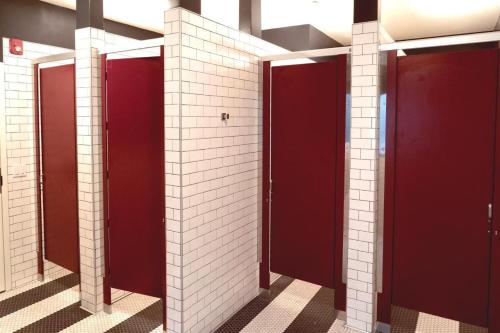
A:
[392,49,498,327]
[270,61,343,288]
[39,64,79,273]
[105,56,164,298]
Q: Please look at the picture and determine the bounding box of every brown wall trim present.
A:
[0,38,3,62]
[104,20,162,41]
[0,0,162,56]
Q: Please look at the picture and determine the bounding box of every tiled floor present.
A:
[216,276,356,333]
[390,306,487,333]
[217,275,488,333]
[0,272,490,332]
[0,273,163,332]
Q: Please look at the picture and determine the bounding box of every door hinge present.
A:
[0,168,3,193]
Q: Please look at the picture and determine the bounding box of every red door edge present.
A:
[489,47,500,333]
[260,60,271,289]
[73,60,81,283]
[160,45,167,332]
[334,55,347,312]
[377,50,398,324]
[101,53,112,306]
[33,64,44,279]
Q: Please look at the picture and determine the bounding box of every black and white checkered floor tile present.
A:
[0,273,163,333]
[0,273,488,332]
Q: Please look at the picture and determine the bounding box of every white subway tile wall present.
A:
[2,38,70,289]
[164,8,284,333]
[346,22,380,333]
[75,27,105,313]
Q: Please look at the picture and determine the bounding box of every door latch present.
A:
[488,203,493,234]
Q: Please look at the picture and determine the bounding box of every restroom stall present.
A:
[379,47,500,331]
[262,56,347,310]
[101,46,165,323]
[34,56,80,277]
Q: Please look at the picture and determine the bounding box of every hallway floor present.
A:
[0,273,489,332]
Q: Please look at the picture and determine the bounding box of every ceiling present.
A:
[41,0,500,45]
[381,0,500,41]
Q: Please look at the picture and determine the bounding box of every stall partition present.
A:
[379,45,500,331]
[34,54,80,278]
[101,45,165,326]
[261,50,350,312]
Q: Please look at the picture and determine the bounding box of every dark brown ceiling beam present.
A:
[0,0,162,62]
[76,0,104,29]
[262,24,342,51]
[354,0,379,23]
[167,0,201,14]
[239,0,261,38]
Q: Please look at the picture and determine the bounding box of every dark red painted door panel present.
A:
[40,64,79,273]
[270,61,338,288]
[392,49,497,327]
[106,57,164,298]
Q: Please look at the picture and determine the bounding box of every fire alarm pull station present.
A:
[9,39,23,55]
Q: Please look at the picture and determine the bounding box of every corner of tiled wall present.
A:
[1,38,71,290]
[164,7,184,333]
[74,27,105,313]
[163,7,283,333]
[346,21,380,333]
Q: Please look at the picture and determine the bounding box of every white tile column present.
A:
[75,27,105,313]
[346,21,380,333]
[164,8,183,333]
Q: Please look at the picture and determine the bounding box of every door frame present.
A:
[100,49,166,328]
[377,47,500,331]
[260,56,347,311]
[33,54,79,280]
